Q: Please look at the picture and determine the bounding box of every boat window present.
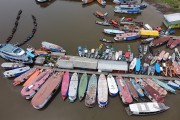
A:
[13,48,22,53]
[20,69,23,71]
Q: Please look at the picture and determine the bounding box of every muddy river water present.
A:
[0,0,179,120]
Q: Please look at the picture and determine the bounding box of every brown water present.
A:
[0,0,180,120]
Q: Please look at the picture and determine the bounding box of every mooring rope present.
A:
[6,10,22,43]
[5,10,37,47]
[16,15,37,47]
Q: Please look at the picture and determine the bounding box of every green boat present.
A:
[78,73,88,101]
[127,45,131,52]
[151,78,176,94]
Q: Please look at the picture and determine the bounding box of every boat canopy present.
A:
[139,30,159,37]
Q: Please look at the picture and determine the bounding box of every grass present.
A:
[157,0,180,9]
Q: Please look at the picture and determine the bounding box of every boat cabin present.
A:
[139,30,159,38]
[163,13,180,28]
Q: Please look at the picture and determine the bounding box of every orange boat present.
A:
[97,0,106,6]
[31,72,64,109]
[23,69,41,86]
[13,68,37,86]
[93,11,108,19]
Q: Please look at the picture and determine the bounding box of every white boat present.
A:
[95,21,111,26]
[42,41,66,52]
[174,80,180,86]
[118,51,123,60]
[107,74,118,96]
[0,44,33,63]
[129,58,137,72]
[129,52,133,62]
[98,74,108,108]
[125,102,170,115]
[167,81,180,89]
[103,29,125,35]
[115,51,120,60]
[68,73,79,102]
[1,62,25,69]
[3,66,30,78]
[143,46,148,55]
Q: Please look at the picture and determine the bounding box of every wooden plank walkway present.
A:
[34,66,180,81]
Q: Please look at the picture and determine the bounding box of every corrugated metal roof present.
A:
[164,13,180,22]
[98,60,128,71]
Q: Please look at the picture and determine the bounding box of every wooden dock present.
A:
[34,66,180,81]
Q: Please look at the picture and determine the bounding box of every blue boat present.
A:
[114,7,141,14]
[130,78,144,97]
[135,58,141,73]
[138,44,142,53]
[167,81,180,89]
[26,51,35,58]
[155,62,161,74]
[0,44,33,64]
[3,66,30,78]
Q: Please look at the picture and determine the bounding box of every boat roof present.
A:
[0,44,24,54]
[139,30,159,36]
[164,13,180,22]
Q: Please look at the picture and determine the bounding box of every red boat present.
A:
[125,52,130,59]
[31,72,64,109]
[137,79,164,103]
[111,19,118,27]
[167,37,174,47]
[116,76,133,104]
[170,39,180,49]
[149,36,170,47]
[61,71,70,100]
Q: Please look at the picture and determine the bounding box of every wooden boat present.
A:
[98,74,108,108]
[170,39,180,49]
[113,0,136,5]
[115,4,147,9]
[93,11,108,19]
[171,53,175,62]
[21,69,53,99]
[151,78,176,94]
[116,76,133,104]
[174,48,180,58]
[42,41,66,52]
[61,71,70,100]
[155,62,161,74]
[115,51,120,60]
[118,51,123,60]
[1,62,25,69]
[104,29,125,35]
[143,46,148,55]
[149,36,170,47]
[107,74,118,96]
[148,66,155,76]
[97,0,106,6]
[68,73,79,102]
[13,68,37,86]
[138,44,142,53]
[78,46,83,57]
[82,0,94,5]
[125,51,130,59]
[129,58,137,72]
[157,50,165,62]
[167,81,180,89]
[3,66,30,78]
[163,52,169,61]
[135,58,141,73]
[150,56,158,65]
[142,78,167,97]
[111,19,119,27]
[125,78,139,101]
[34,49,48,56]
[23,69,41,86]
[100,39,115,43]
[78,73,88,101]
[87,49,91,58]
[114,33,139,41]
[31,72,64,109]
[141,38,154,44]
[130,78,144,97]
[141,63,149,75]
[137,79,164,103]
[167,37,174,47]
[172,61,180,77]
[95,21,111,26]
[85,74,97,107]
[125,102,169,115]
[90,48,95,58]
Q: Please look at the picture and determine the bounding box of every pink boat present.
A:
[21,69,53,99]
[163,52,169,61]
[116,76,133,104]
[61,71,70,100]
[157,50,165,62]
[13,68,37,86]
[114,32,140,41]
[170,39,180,49]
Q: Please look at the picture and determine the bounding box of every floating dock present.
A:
[34,66,180,81]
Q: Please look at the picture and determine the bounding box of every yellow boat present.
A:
[139,30,159,37]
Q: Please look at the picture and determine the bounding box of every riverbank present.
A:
[145,0,180,13]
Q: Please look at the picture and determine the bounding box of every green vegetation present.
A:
[158,0,180,9]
